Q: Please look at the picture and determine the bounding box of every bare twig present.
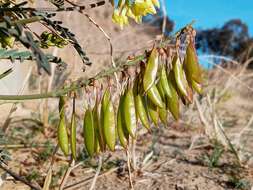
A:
[0,144,54,149]
[199,57,253,92]
[0,163,41,190]
[89,156,103,190]
[2,65,33,132]
[63,167,119,190]
[131,137,137,171]
[60,160,84,190]
[234,114,253,147]
[127,150,134,190]
[195,97,213,138]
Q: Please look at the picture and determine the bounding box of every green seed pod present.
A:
[146,84,164,108]
[70,111,77,160]
[158,107,168,125]
[59,96,66,118]
[166,72,180,120]
[117,93,129,149]
[123,87,137,138]
[103,98,116,151]
[83,108,95,157]
[101,88,110,110]
[143,48,159,92]
[172,56,193,102]
[184,41,203,84]
[160,64,172,98]
[147,98,159,126]
[157,78,166,102]
[92,99,101,154]
[99,88,111,151]
[58,96,69,156]
[58,116,69,156]
[172,55,189,98]
[135,94,151,131]
[192,80,202,94]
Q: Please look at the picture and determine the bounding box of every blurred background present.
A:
[160,0,253,68]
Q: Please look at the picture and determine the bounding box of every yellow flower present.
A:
[112,8,129,29]
[127,6,143,23]
[111,0,159,27]
[131,0,156,17]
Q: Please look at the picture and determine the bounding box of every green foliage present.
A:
[36,141,54,162]
[204,142,224,168]
[227,176,251,190]
[0,1,95,74]
[25,169,41,182]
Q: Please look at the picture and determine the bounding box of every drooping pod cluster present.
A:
[56,30,204,157]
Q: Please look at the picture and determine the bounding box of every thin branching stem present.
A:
[0,21,196,101]
[0,55,144,100]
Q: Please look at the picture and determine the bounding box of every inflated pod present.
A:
[70,111,77,160]
[146,84,164,108]
[160,64,172,98]
[192,80,203,94]
[117,93,129,149]
[123,87,137,138]
[92,99,101,154]
[83,108,95,157]
[99,88,110,151]
[184,41,203,84]
[147,98,159,126]
[103,98,116,151]
[173,56,193,104]
[135,94,151,131]
[158,107,168,125]
[143,48,159,92]
[157,78,166,102]
[58,115,69,156]
[172,55,190,98]
[166,72,180,120]
[101,88,110,113]
[59,96,66,117]
[58,96,69,156]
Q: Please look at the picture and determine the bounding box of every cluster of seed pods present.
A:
[57,29,203,158]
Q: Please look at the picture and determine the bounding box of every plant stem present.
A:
[0,16,43,27]
[0,55,144,100]
[0,163,41,190]
[0,20,196,101]
[127,150,134,190]
[89,156,103,190]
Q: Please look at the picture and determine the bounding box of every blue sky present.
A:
[165,0,253,36]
